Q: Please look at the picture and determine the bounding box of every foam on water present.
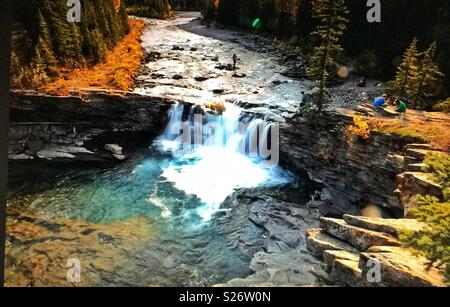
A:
[157,103,291,221]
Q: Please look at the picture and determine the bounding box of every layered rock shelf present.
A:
[306,215,446,287]
[8,91,173,162]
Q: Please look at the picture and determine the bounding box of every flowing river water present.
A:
[6,12,317,287]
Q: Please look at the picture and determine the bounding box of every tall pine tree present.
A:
[35,9,59,77]
[307,0,348,113]
[414,42,444,105]
[392,38,420,99]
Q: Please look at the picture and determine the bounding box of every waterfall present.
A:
[156,103,291,221]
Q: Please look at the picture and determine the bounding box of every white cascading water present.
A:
[157,103,290,221]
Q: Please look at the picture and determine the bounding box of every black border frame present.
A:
[0,0,12,288]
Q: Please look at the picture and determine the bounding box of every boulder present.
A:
[194,76,208,82]
[105,144,123,156]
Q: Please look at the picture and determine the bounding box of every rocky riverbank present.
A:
[306,215,446,287]
[8,91,173,162]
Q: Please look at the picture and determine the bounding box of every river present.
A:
[5,12,322,287]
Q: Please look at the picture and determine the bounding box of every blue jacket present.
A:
[373,97,385,107]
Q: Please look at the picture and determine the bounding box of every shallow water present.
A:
[8,131,295,286]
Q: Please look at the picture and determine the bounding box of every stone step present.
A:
[404,144,433,151]
[306,229,358,257]
[330,258,364,287]
[323,249,360,269]
[359,246,447,287]
[403,172,442,190]
[342,215,426,238]
[405,148,441,161]
[407,163,425,172]
[320,217,401,251]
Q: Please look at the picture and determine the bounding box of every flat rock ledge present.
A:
[306,215,446,287]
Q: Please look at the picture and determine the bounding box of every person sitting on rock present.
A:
[372,94,388,108]
[394,99,407,113]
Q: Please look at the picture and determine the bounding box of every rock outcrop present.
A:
[306,214,446,287]
[9,91,174,161]
[387,144,446,216]
[214,187,329,287]
[280,110,447,217]
[280,110,412,216]
[5,210,154,287]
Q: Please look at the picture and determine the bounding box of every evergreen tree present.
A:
[306,0,348,113]
[35,10,59,77]
[392,38,420,99]
[414,42,445,105]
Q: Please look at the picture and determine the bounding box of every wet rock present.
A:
[272,80,283,86]
[151,73,165,79]
[215,64,234,71]
[194,76,208,82]
[212,89,225,94]
[98,233,114,244]
[232,73,247,78]
[145,51,162,63]
[9,154,34,160]
[37,150,76,160]
[26,137,45,153]
[5,212,153,287]
[9,125,30,141]
[105,144,123,155]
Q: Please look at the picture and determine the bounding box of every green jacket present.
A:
[396,101,407,113]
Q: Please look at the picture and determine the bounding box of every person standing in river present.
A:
[232,53,238,70]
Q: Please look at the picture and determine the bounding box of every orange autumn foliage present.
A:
[347,115,371,140]
[369,117,450,151]
[113,0,122,12]
[45,18,146,96]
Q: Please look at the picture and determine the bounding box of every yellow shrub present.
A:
[347,115,371,140]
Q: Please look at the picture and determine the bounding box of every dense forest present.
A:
[169,0,207,10]
[11,0,129,89]
[204,0,450,99]
[125,0,173,18]
[125,0,206,18]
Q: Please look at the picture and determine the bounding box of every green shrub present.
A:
[433,98,450,113]
[401,152,450,283]
[423,152,450,201]
[400,196,450,284]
